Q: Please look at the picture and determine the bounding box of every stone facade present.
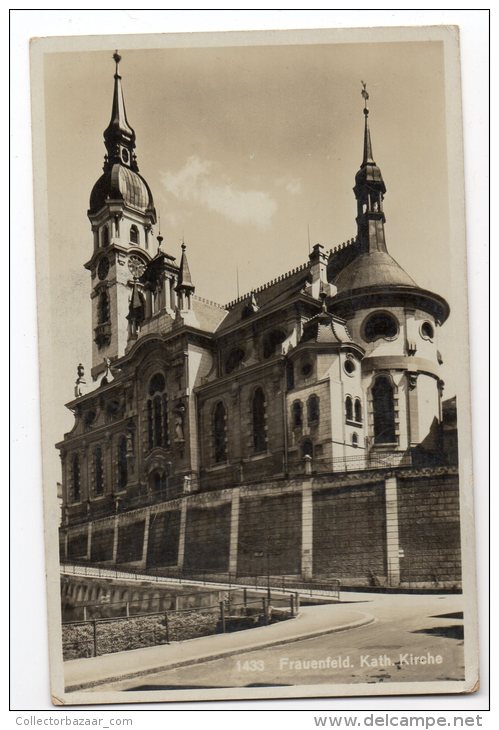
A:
[56,57,462,589]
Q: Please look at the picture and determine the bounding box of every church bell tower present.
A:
[85,52,157,380]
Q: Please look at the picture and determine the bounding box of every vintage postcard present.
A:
[30,25,478,705]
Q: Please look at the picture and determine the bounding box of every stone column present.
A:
[177,498,188,570]
[385,475,400,586]
[140,510,151,569]
[228,488,241,576]
[301,480,313,580]
[112,515,119,564]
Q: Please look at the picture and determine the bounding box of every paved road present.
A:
[97,593,464,692]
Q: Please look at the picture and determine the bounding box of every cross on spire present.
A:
[361,80,369,113]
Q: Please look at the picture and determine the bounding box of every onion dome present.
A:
[89,165,155,214]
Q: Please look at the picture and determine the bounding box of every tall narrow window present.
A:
[308,395,320,424]
[213,401,227,463]
[153,395,162,446]
[72,453,81,502]
[147,400,153,449]
[151,471,166,493]
[94,446,104,496]
[130,225,139,245]
[101,226,110,247]
[98,291,109,324]
[252,387,267,453]
[286,361,295,390]
[345,396,353,422]
[117,435,128,489]
[372,376,396,444]
[354,398,362,423]
[147,373,168,449]
[302,439,313,458]
[162,394,169,447]
[292,401,303,428]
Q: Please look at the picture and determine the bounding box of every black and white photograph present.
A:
[28,24,479,705]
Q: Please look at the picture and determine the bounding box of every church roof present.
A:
[333,250,417,293]
[217,263,312,332]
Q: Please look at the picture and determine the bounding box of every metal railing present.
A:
[61,561,341,600]
[62,590,298,659]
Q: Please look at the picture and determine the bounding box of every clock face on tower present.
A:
[128,254,146,279]
[97,256,109,280]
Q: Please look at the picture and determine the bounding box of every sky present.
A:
[37,32,464,491]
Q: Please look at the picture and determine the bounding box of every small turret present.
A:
[175,241,195,310]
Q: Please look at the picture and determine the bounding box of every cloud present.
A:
[161,156,277,230]
[276,175,303,195]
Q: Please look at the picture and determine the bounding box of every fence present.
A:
[61,561,341,601]
[62,590,298,660]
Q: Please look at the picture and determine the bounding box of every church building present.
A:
[56,54,461,588]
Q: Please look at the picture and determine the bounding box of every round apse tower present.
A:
[327,85,449,464]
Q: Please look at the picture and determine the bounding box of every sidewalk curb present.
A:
[66,612,375,692]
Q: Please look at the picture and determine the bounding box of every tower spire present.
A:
[175,239,195,311]
[361,81,375,166]
[353,82,387,254]
[103,51,137,171]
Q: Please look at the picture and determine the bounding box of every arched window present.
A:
[72,453,81,502]
[101,226,110,247]
[252,387,267,453]
[98,291,109,324]
[354,398,362,423]
[147,373,168,449]
[117,435,128,489]
[345,396,353,422]
[213,401,228,463]
[308,395,320,424]
[292,401,303,428]
[130,225,139,245]
[151,470,167,494]
[372,376,396,444]
[94,446,104,496]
